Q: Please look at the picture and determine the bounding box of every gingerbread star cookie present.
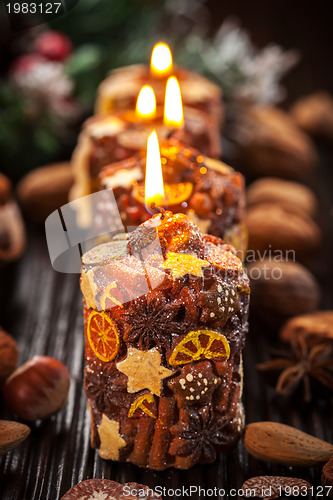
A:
[116,347,173,396]
[98,414,126,460]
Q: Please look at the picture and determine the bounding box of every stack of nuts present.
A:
[244,157,333,407]
[246,177,322,326]
[0,326,70,456]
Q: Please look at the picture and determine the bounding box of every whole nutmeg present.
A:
[2,355,70,421]
[280,311,333,347]
[17,162,73,224]
[0,328,18,387]
[247,178,318,218]
[61,480,163,500]
[247,259,320,326]
[246,203,321,262]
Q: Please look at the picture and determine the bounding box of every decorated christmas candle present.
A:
[80,131,249,470]
[97,137,247,254]
[70,79,221,202]
[95,42,223,126]
[81,210,250,470]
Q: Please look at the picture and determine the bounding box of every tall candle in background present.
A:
[96,42,223,125]
[71,76,221,203]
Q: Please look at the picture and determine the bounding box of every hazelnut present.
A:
[2,355,70,421]
[0,328,18,387]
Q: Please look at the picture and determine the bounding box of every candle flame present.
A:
[150,42,173,76]
[145,131,165,208]
[136,85,156,119]
[164,76,184,127]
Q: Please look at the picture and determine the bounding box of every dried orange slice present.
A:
[169,330,230,366]
[82,241,128,267]
[128,393,157,419]
[133,182,193,206]
[87,311,120,362]
[98,282,123,310]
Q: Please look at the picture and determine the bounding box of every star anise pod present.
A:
[257,337,333,402]
[122,291,187,350]
[84,362,129,412]
[169,407,233,463]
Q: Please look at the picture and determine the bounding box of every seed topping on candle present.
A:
[168,361,221,408]
[197,282,240,325]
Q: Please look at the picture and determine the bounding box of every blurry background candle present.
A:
[136,85,156,120]
[164,77,184,128]
[150,42,173,78]
[96,43,223,125]
[71,77,221,202]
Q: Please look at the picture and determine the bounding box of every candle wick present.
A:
[150,202,165,218]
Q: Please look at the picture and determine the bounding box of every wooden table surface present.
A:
[1,149,333,499]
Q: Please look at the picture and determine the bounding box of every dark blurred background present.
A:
[0,0,332,179]
[209,0,333,98]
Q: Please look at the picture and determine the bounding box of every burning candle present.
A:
[145,131,165,210]
[150,42,173,77]
[99,137,248,254]
[96,43,223,126]
[80,135,250,469]
[136,85,156,120]
[164,77,184,128]
[71,79,221,203]
[141,131,193,216]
